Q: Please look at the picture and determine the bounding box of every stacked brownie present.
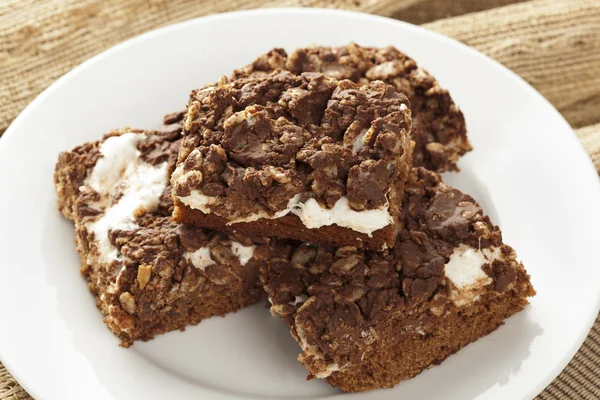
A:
[171,70,413,249]
[233,43,471,172]
[54,44,534,391]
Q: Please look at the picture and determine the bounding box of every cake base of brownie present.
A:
[83,255,263,347]
[318,288,530,392]
[173,203,395,250]
[71,215,266,348]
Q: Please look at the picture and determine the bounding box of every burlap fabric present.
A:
[1,1,599,399]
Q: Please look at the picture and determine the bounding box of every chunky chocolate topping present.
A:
[234,43,471,172]
[263,167,515,315]
[173,70,412,221]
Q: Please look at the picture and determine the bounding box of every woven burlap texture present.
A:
[1,0,599,399]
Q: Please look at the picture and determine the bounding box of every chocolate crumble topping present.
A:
[173,69,412,223]
[234,43,471,172]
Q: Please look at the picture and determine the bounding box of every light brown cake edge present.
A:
[173,202,396,251]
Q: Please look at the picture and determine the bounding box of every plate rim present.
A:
[1,7,599,400]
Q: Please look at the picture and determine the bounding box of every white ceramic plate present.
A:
[1,8,599,400]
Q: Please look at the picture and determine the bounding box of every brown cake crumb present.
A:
[260,167,534,392]
[234,43,471,172]
[54,120,276,346]
[172,70,413,250]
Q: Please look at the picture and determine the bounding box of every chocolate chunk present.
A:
[163,110,185,125]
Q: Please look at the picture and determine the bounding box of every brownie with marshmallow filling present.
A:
[172,70,413,250]
[234,43,471,172]
[260,167,534,392]
[54,119,275,346]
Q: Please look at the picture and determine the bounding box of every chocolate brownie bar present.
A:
[54,121,274,346]
[171,70,413,250]
[260,167,535,392]
[234,43,471,172]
